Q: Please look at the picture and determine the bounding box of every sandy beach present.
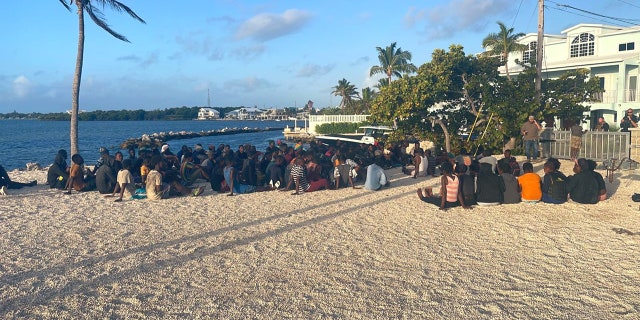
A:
[1,158,639,318]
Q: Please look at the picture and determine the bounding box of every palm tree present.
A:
[482,21,526,81]
[58,0,145,155]
[331,78,359,110]
[359,87,378,114]
[369,42,417,86]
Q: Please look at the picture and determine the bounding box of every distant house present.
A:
[197,108,220,120]
[257,108,288,120]
[494,23,640,129]
[225,107,265,120]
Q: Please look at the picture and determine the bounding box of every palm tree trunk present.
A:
[71,2,85,155]
[503,52,511,81]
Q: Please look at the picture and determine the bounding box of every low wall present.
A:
[308,115,370,134]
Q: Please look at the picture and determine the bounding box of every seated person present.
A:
[456,163,476,206]
[95,154,118,194]
[518,162,542,203]
[334,154,355,189]
[180,151,210,185]
[47,149,69,189]
[403,148,427,178]
[146,155,204,200]
[286,156,329,195]
[541,161,568,204]
[498,162,520,204]
[497,149,520,176]
[0,163,37,194]
[476,162,504,206]
[364,157,390,191]
[477,148,498,174]
[268,155,286,189]
[108,159,136,202]
[587,159,607,201]
[66,154,96,194]
[566,158,599,204]
[416,161,469,210]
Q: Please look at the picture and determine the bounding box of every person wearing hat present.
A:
[520,115,542,162]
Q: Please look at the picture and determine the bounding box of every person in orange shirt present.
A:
[517,162,542,203]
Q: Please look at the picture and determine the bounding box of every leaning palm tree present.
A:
[369,42,417,86]
[331,78,359,110]
[58,0,145,155]
[481,21,526,81]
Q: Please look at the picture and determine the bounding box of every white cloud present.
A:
[296,63,335,78]
[235,9,312,42]
[223,77,272,92]
[12,75,32,98]
[413,0,514,40]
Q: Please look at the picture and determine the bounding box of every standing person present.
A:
[568,119,585,161]
[593,117,609,131]
[521,115,542,162]
[620,109,638,132]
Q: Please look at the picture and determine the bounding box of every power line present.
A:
[545,5,631,28]
[616,0,640,10]
[546,0,640,26]
[511,0,526,28]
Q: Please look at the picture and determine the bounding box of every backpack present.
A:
[549,172,567,201]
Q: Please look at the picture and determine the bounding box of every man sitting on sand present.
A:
[364,157,390,191]
[0,163,37,195]
[146,155,204,200]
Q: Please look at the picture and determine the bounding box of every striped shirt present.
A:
[290,164,310,193]
[445,175,459,203]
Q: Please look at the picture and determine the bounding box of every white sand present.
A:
[1,158,639,318]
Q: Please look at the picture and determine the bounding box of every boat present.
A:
[314,125,394,145]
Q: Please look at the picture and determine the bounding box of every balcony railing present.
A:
[626,89,637,102]
[592,90,617,103]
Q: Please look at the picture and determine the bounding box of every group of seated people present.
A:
[43,138,406,201]
[416,147,607,210]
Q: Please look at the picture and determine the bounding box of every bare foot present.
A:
[416,188,425,200]
[425,187,433,197]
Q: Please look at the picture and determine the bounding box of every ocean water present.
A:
[0,119,294,170]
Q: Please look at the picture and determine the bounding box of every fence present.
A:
[307,115,370,134]
[547,130,630,161]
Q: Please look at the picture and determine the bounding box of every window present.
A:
[619,42,635,51]
[522,41,537,64]
[570,33,595,57]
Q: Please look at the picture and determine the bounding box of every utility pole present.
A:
[535,0,544,104]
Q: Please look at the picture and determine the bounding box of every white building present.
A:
[501,23,640,129]
[197,108,220,120]
[225,107,265,120]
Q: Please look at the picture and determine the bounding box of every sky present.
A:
[1,0,640,113]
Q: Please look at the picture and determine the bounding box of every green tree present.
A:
[481,21,526,81]
[369,42,418,86]
[331,78,359,110]
[58,0,145,155]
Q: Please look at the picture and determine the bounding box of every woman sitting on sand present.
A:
[416,162,470,211]
[47,149,69,189]
[66,154,96,194]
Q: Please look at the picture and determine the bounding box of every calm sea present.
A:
[0,119,295,170]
